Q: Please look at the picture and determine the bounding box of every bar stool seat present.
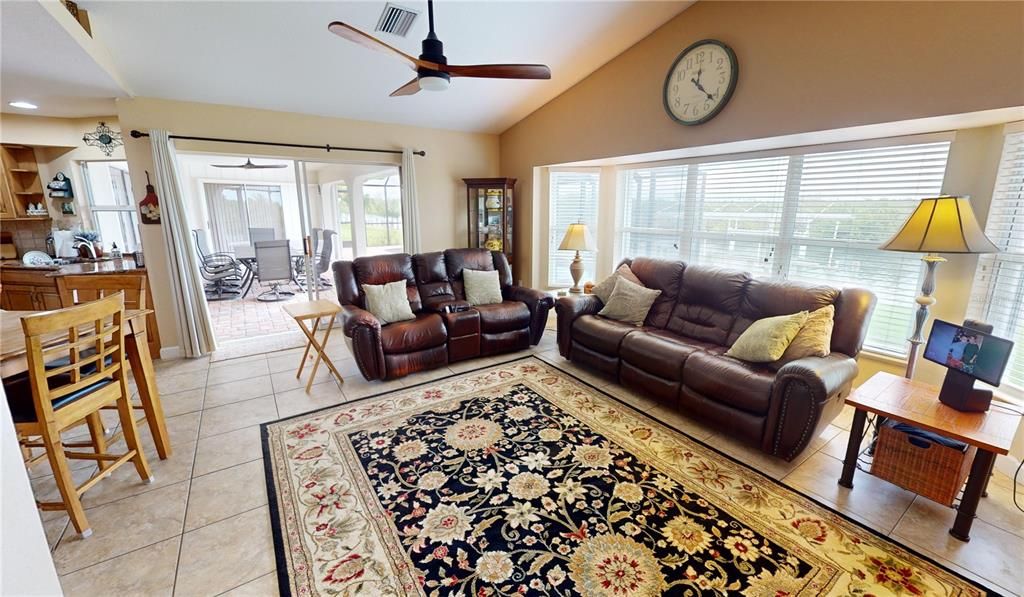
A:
[4,373,114,423]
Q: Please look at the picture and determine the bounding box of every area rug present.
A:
[262,356,988,596]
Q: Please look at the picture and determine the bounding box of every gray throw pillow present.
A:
[463,269,503,306]
[592,264,642,304]
[598,277,661,326]
[362,280,416,325]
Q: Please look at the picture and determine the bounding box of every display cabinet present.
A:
[465,177,515,264]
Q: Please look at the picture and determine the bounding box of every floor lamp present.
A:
[558,222,596,293]
[880,196,1000,379]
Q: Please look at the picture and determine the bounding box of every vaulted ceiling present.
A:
[2,1,690,133]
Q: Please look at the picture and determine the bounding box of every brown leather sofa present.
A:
[333,248,553,381]
[555,257,876,461]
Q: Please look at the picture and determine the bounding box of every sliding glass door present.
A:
[204,183,285,253]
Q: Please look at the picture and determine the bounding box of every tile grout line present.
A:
[170,363,210,597]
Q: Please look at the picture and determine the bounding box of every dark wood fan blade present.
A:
[390,78,422,97]
[444,63,551,79]
[328,22,434,71]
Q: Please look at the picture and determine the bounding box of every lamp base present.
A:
[568,250,584,294]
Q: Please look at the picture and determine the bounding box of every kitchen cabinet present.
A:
[1,144,47,220]
[0,162,16,219]
[0,269,63,310]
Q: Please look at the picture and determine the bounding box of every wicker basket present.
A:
[871,423,977,506]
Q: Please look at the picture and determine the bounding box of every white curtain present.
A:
[400,148,421,253]
[150,130,217,357]
[319,182,342,261]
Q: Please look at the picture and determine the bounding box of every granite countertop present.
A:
[0,257,143,277]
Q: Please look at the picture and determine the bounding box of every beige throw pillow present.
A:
[598,277,661,326]
[773,305,835,366]
[463,269,503,306]
[592,264,642,304]
[726,311,809,363]
[362,280,416,325]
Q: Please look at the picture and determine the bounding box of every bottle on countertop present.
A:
[111,243,123,259]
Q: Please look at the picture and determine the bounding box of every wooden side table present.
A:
[282,300,344,392]
[838,371,1020,541]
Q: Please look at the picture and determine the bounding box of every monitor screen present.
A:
[923,320,1014,386]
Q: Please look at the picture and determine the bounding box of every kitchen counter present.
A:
[0,257,142,277]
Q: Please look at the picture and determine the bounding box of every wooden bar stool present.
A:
[4,293,153,537]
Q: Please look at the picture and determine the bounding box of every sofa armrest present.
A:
[505,286,555,345]
[554,294,603,357]
[340,305,386,381]
[764,353,858,460]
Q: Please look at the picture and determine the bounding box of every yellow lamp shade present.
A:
[558,223,596,252]
[880,196,999,254]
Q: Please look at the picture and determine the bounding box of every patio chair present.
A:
[254,240,296,302]
[249,227,275,243]
[192,229,249,300]
[296,229,335,290]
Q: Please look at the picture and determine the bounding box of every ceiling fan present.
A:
[328,0,551,96]
[211,159,288,169]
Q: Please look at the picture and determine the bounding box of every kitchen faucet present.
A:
[73,236,98,259]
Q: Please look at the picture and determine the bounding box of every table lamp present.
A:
[880,196,1000,378]
[558,222,596,293]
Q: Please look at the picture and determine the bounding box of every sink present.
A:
[55,257,114,264]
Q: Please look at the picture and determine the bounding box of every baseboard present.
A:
[160,345,183,359]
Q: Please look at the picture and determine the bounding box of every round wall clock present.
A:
[663,39,738,125]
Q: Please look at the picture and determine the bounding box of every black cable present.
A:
[1014,459,1024,514]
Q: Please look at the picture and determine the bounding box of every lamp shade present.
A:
[880,196,999,254]
[558,223,596,252]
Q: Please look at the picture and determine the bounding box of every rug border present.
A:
[259,354,1003,597]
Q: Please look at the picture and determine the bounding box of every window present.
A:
[81,161,141,252]
[969,131,1024,391]
[335,181,354,260]
[203,183,285,253]
[617,140,952,354]
[361,175,403,255]
[549,170,600,287]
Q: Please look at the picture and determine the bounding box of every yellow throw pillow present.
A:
[726,311,809,363]
[774,305,835,366]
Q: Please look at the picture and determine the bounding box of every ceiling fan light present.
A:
[418,75,450,92]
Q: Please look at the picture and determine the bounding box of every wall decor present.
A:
[138,170,161,225]
[61,202,76,216]
[663,39,738,125]
[82,122,123,156]
[47,171,74,199]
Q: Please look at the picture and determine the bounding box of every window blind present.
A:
[615,140,952,354]
[969,131,1024,390]
[549,171,600,287]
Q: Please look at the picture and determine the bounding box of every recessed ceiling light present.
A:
[8,101,38,110]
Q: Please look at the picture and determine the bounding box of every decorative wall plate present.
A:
[82,122,123,156]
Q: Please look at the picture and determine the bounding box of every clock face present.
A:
[664,40,738,125]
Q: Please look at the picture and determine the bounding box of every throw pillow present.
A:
[362,280,415,325]
[726,311,809,363]
[598,277,661,326]
[463,269,503,306]
[773,304,835,366]
[592,264,642,304]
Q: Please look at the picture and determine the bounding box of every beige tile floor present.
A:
[30,334,1024,596]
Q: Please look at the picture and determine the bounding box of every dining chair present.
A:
[249,227,275,244]
[3,293,152,537]
[254,240,296,302]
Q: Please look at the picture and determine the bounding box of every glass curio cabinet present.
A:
[465,177,515,265]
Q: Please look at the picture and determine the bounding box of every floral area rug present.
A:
[262,357,988,596]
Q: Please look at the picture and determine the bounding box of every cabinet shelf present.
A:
[9,168,37,173]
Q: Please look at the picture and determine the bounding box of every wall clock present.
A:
[663,39,738,125]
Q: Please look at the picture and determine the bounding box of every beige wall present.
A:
[500,1,1024,285]
[115,97,499,353]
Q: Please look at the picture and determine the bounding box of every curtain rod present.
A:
[128,130,425,157]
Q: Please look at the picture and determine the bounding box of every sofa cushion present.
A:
[726,311,809,363]
[380,313,447,354]
[352,253,421,311]
[729,278,838,345]
[598,277,661,326]
[620,331,714,381]
[572,315,639,356]
[626,257,685,328]
[362,280,416,324]
[474,301,531,334]
[463,269,503,305]
[413,251,455,309]
[592,264,641,304]
[665,265,750,345]
[683,352,776,415]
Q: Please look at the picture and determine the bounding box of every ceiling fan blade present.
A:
[246,165,289,169]
[443,63,551,80]
[390,78,422,97]
[328,21,434,71]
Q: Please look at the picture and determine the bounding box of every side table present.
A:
[283,299,344,392]
[838,371,1020,541]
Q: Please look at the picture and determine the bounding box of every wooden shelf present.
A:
[2,216,51,222]
[15,191,42,196]
[9,168,36,173]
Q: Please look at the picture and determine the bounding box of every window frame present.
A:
[79,160,141,252]
[612,133,955,356]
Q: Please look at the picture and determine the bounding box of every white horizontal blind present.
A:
[690,156,790,277]
[788,142,951,353]
[549,171,600,287]
[969,131,1024,390]
[620,165,687,261]
[616,140,952,354]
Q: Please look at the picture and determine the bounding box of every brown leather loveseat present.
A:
[333,248,553,381]
[556,257,876,460]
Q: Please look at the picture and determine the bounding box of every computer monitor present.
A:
[923,319,1014,387]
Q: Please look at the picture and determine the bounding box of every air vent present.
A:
[375,3,419,37]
